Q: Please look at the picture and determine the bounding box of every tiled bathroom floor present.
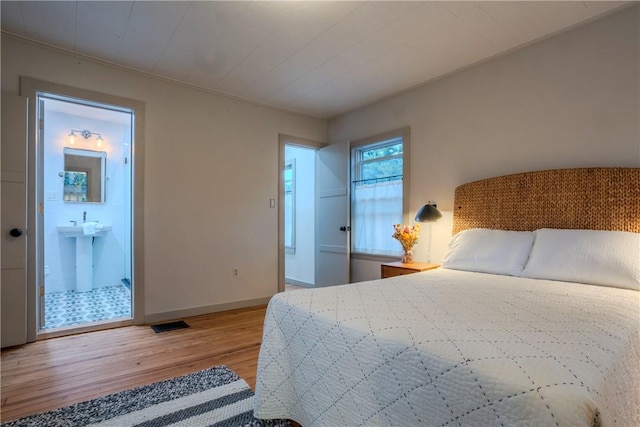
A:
[43,284,132,330]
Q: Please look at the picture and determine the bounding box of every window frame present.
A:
[353,139,403,184]
[350,127,411,259]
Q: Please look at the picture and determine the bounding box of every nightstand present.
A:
[381,261,440,279]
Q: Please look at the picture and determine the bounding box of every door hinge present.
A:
[39,202,44,214]
[39,118,44,130]
[39,286,44,297]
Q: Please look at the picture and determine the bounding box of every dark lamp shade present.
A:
[415,203,442,222]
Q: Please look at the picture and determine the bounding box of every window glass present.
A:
[361,142,403,160]
[361,157,402,181]
[352,136,404,256]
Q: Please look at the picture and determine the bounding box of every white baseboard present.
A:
[284,278,314,288]
[144,297,272,325]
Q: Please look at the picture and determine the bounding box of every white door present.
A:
[315,141,350,286]
[1,93,28,348]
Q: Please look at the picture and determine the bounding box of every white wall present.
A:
[2,35,326,319]
[4,6,638,301]
[284,145,316,286]
[43,108,130,293]
[329,6,640,281]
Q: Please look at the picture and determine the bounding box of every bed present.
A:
[254,168,640,426]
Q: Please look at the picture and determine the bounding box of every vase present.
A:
[402,248,414,264]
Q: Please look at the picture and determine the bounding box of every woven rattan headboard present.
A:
[452,168,640,235]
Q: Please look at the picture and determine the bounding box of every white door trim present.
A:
[19,77,146,340]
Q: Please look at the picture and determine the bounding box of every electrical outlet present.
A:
[233,268,239,278]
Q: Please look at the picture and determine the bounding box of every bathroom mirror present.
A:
[63,148,106,203]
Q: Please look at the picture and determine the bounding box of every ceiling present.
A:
[1,1,627,119]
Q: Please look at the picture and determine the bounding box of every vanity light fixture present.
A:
[68,129,104,148]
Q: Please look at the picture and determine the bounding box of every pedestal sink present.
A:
[57,224,112,292]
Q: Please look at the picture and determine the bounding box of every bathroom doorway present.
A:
[38,95,134,332]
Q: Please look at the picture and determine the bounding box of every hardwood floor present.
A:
[1,305,268,422]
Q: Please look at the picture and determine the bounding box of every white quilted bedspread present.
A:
[254,269,640,427]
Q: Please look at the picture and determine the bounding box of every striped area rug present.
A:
[2,366,289,427]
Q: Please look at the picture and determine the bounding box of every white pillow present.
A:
[441,228,535,276]
[522,228,640,290]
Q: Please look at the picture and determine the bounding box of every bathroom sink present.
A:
[57,224,112,238]
[57,223,112,292]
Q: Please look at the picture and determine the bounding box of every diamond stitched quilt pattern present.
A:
[254,269,639,427]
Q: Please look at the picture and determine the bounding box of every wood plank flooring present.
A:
[1,305,268,422]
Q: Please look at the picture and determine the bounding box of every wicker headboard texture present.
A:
[452,168,640,235]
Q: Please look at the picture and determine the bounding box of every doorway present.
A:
[278,134,327,292]
[18,77,145,342]
[39,96,133,331]
[283,144,317,289]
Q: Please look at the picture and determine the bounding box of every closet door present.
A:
[1,92,28,348]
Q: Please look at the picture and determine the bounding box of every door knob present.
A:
[339,226,350,232]
[9,228,23,237]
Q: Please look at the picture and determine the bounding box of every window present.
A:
[351,131,407,256]
[284,160,295,253]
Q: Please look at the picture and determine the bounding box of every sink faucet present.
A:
[70,220,77,226]
[83,210,87,223]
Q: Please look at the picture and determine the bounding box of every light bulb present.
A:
[69,133,75,145]
[96,137,103,148]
